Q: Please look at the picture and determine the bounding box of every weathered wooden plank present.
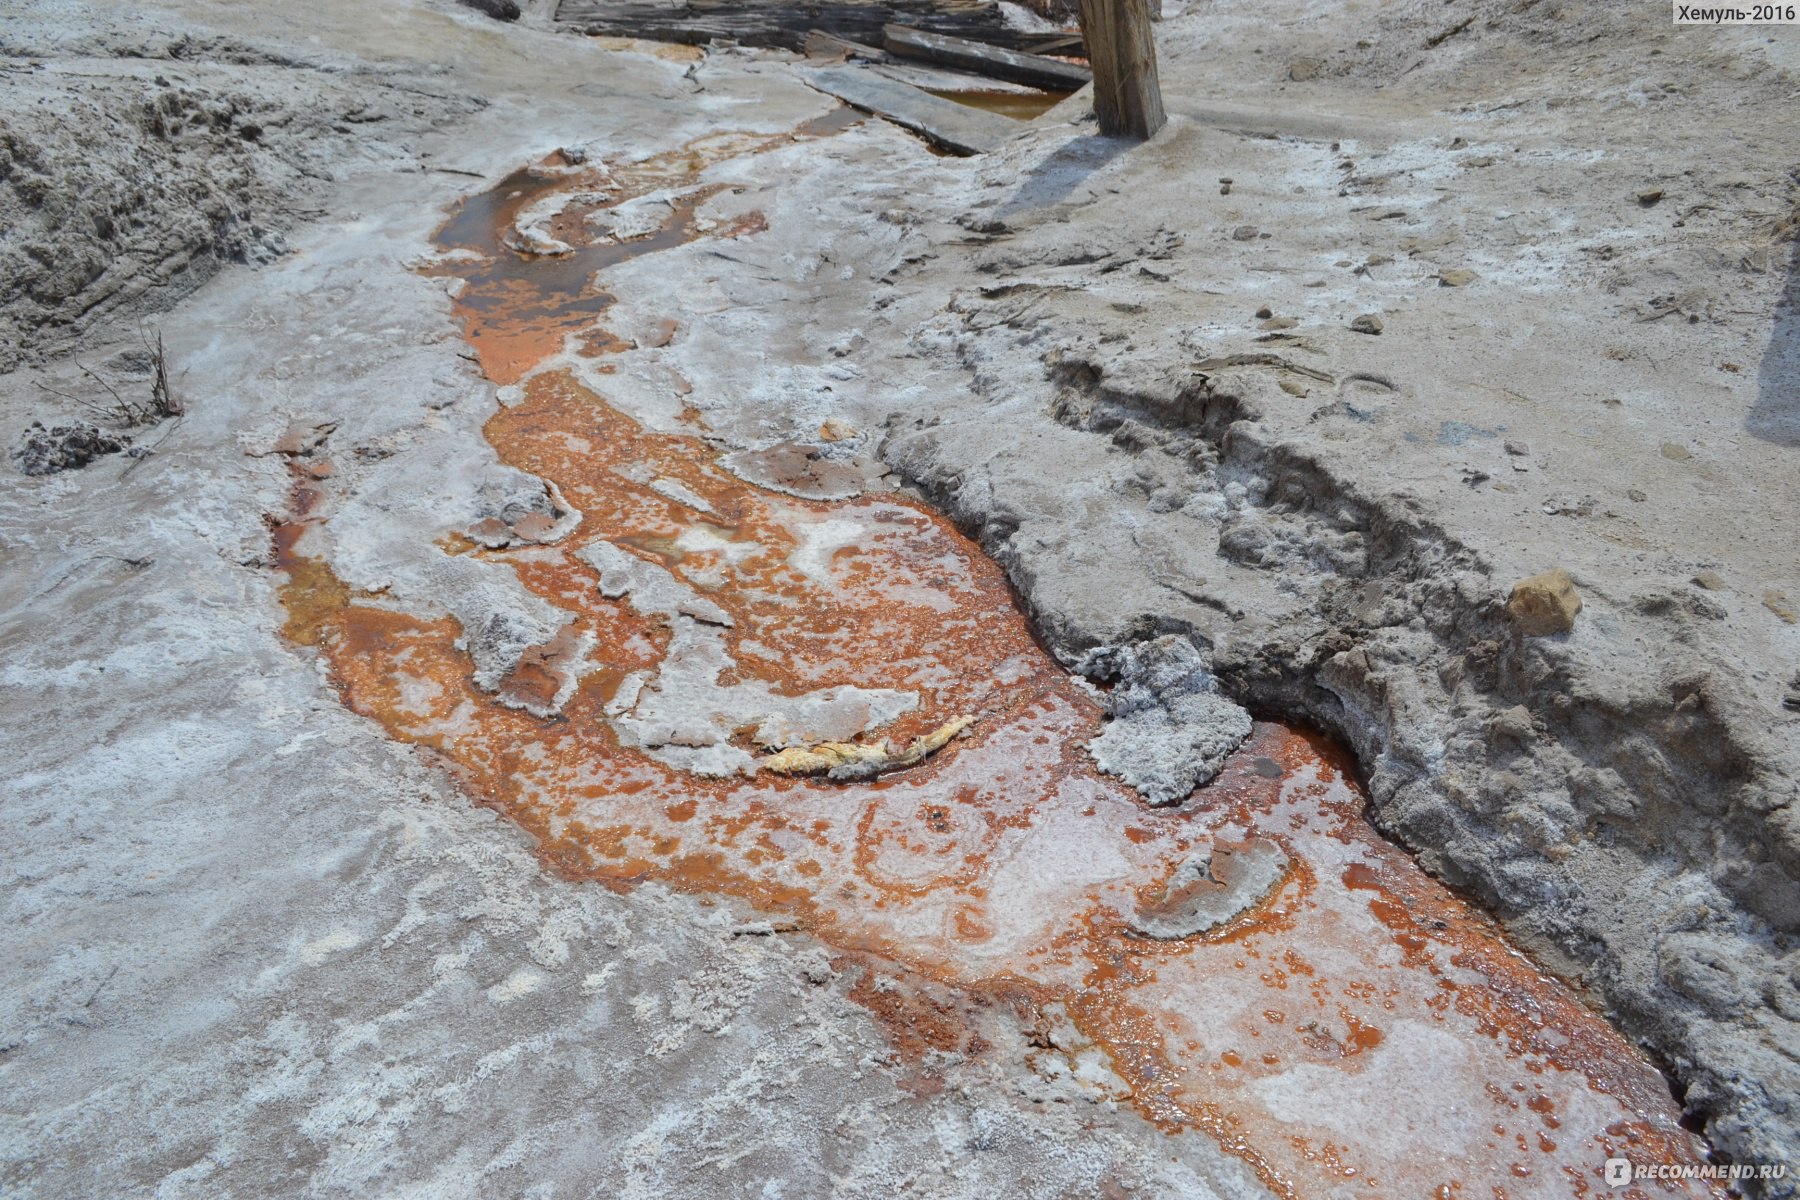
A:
[803,29,891,62]
[882,23,1090,92]
[1022,33,1084,55]
[554,0,1053,52]
[1075,0,1164,138]
[797,66,1019,154]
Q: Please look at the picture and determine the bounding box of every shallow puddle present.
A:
[926,87,1071,121]
[274,119,1722,1198]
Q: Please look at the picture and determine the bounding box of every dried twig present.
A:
[145,324,181,419]
[1423,16,1474,49]
[76,362,127,413]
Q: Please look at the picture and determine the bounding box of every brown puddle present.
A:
[926,87,1072,122]
[273,118,1723,1198]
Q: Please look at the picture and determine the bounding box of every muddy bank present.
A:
[0,16,479,371]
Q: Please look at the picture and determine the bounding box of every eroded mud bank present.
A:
[267,121,1727,1198]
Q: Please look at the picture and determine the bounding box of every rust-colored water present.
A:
[926,87,1071,121]
[271,121,1722,1198]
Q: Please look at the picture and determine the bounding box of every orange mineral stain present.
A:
[270,123,1724,1199]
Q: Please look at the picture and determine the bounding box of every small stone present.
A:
[1438,267,1478,287]
[1232,225,1259,242]
[1507,568,1583,637]
[467,517,513,549]
[1255,306,1273,319]
[818,417,856,442]
[1465,155,1495,167]
[1504,440,1529,456]
[1278,377,1309,397]
[462,0,521,20]
[1692,570,1725,590]
[1288,57,1323,81]
[1660,442,1692,461]
[1488,705,1536,745]
[510,512,558,543]
[1349,313,1384,335]
[1628,488,1648,502]
[1260,316,1298,330]
[639,317,678,349]
[1637,187,1665,205]
[1766,590,1797,624]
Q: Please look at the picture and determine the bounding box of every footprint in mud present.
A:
[270,126,1722,1198]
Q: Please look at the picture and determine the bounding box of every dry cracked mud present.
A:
[1,1,1797,1198]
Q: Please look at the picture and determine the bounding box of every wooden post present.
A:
[1075,0,1166,139]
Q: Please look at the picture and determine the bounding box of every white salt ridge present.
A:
[582,537,917,775]
[785,515,870,584]
[650,476,714,513]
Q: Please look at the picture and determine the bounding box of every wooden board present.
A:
[1022,33,1085,54]
[555,0,1053,52]
[882,23,1090,91]
[803,30,891,62]
[797,66,1019,154]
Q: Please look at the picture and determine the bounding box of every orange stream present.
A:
[270,120,1721,1199]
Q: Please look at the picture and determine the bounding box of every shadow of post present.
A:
[1749,235,1800,446]
[995,134,1133,219]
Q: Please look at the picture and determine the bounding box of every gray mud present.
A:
[0,10,479,370]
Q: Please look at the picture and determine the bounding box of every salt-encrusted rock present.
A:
[1084,635,1253,805]
[13,421,131,475]
[579,538,919,775]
